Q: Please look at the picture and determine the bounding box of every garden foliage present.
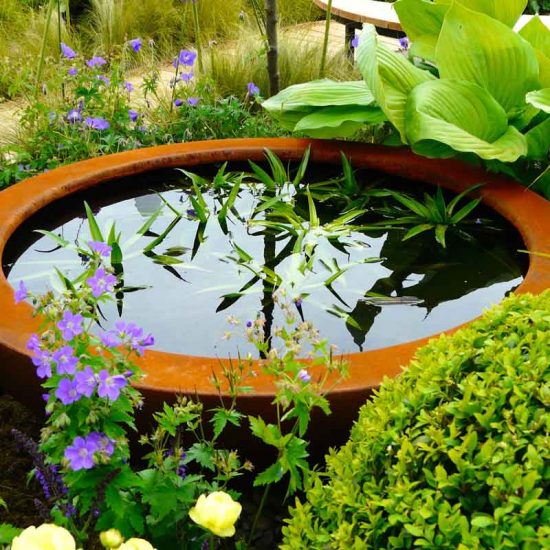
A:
[264,0,550,194]
[282,290,550,549]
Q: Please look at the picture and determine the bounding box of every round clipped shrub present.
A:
[282,290,550,549]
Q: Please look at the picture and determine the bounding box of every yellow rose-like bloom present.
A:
[118,538,156,550]
[100,528,125,548]
[11,523,76,550]
[189,491,242,537]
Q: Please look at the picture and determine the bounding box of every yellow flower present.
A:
[100,528,125,548]
[189,491,242,537]
[118,538,156,550]
[11,524,76,550]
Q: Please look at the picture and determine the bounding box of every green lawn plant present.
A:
[263,0,550,196]
[281,289,550,549]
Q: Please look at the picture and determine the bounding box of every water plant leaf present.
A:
[356,25,435,142]
[403,223,435,240]
[248,161,275,189]
[218,176,242,234]
[435,3,539,116]
[84,201,105,242]
[33,229,71,249]
[293,146,311,186]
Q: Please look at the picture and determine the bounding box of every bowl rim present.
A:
[1,138,549,400]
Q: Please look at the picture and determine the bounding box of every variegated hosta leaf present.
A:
[405,79,528,162]
[436,3,539,116]
[356,24,434,142]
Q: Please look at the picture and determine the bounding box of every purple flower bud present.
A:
[14,280,28,303]
[174,98,184,107]
[351,35,359,49]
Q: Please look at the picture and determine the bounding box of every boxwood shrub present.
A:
[282,290,550,549]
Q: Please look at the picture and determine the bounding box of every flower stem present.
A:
[36,0,55,96]
[191,1,204,73]
[247,484,270,546]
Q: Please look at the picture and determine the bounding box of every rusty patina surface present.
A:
[0,139,548,452]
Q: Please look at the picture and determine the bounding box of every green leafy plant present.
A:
[263,0,550,195]
[281,289,550,549]
[371,184,483,247]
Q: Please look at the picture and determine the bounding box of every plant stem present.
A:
[247,484,270,546]
[319,0,333,77]
[57,0,66,101]
[170,58,180,113]
[36,0,55,96]
[191,1,203,73]
[209,534,215,550]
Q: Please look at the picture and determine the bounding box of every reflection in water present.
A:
[3,165,525,357]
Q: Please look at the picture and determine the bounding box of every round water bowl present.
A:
[1,139,549,455]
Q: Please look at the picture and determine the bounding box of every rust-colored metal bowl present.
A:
[1,139,549,455]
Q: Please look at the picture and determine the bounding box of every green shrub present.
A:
[282,290,550,549]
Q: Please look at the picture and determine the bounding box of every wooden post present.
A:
[266,0,280,96]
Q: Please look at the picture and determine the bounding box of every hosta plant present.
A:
[263,0,550,194]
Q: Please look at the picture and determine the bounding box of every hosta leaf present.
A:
[394,0,449,60]
[526,89,550,113]
[525,115,550,159]
[456,0,526,27]
[356,24,434,142]
[262,79,376,110]
[406,79,528,161]
[436,3,539,115]
[294,105,387,138]
[519,16,550,87]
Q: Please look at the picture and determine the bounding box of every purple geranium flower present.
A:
[53,346,78,375]
[173,49,197,68]
[298,369,311,383]
[87,432,115,456]
[129,37,142,52]
[64,436,97,471]
[187,97,199,106]
[247,82,260,96]
[351,35,359,49]
[84,117,110,130]
[399,36,409,50]
[124,81,134,92]
[61,43,77,59]
[14,280,28,303]
[97,75,110,86]
[88,240,111,257]
[68,67,78,76]
[87,268,117,297]
[128,109,139,122]
[32,349,52,379]
[174,98,183,107]
[27,334,42,353]
[55,377,81,405]
[100,331,120,348]
[180,71,193,82]
[74,366,97,398]
[57,311,84,340]
[67,109,82,123]
[86,56,107,68]
[97,370,127,401]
